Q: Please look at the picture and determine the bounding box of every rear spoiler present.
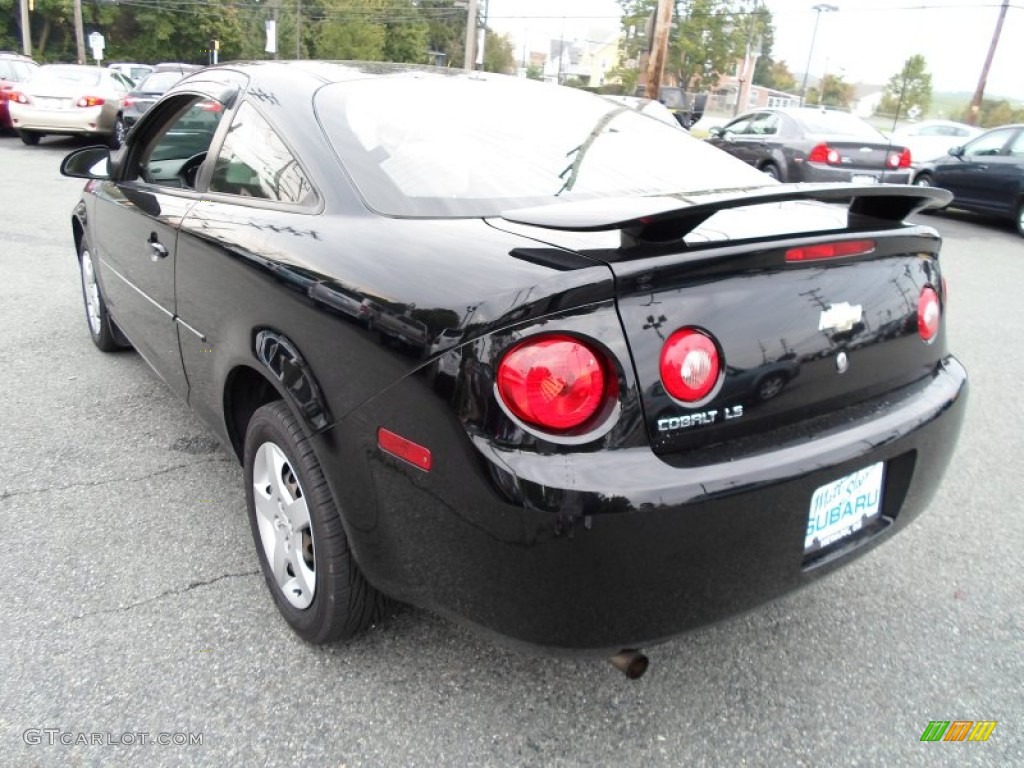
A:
[501,183,952,244]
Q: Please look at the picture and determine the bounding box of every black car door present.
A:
[93,92,230,398]
[933,126,1017,210]
[971,128,1024,216]
[707,114,760,167]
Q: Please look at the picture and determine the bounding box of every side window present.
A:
[964,128,1014,157]
[749,113,779,136]
[209,102,316,205]
[137,96,225,188]
[723,116,754,136]
[1007,131,1024,157]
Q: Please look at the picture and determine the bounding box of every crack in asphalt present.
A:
[69,570,261,622]
[0,458,235,502]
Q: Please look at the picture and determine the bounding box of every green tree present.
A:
[383,0,430,63]
[960,99,1024,128]
[615,0,771,93]
[877,54,932,120]
[805,73,854,109]
[756,58,797,93]
[525,63,544,80]
[314,0,387,60]
[482,30,515,73]
[420,0,469,67]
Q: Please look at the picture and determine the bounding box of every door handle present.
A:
[149,239,168,262]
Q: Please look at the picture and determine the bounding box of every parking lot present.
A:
[1,134,1021,767]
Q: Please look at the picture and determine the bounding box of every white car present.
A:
[890,120,982,164]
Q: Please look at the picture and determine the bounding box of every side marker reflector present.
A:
[378,428,432,472]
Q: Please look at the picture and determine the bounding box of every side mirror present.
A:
[948,145,964,158]
[708,126,724,138]
[60,146,112,180]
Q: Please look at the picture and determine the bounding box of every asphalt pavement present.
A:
[0,135,1020,767]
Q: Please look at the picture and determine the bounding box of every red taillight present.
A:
[898,147,912,168]
[8,90,28,104]
[123,97,136,108]
[660,328,721,403]
[76,96,105,108]
[198,100,223,112]
[808,143,840,165]
[785,239,876,262]
[378,428,432,471]
[497,335,610,432]
[918,286,940,342]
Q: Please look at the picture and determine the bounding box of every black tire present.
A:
[761,162,781,181]
[913,173,946,214]
[107,116,125,149]
[19,130,40,146]
[78,236,130,352]
[755,373,787,402]
[244,401,386,644]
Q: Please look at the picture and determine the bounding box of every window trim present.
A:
[204,99,321,210]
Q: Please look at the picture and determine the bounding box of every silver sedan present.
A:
[8,64,133,148]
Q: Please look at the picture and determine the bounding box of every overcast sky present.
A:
[486,0,1022,97]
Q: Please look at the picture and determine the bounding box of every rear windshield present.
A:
[315,73,771,217]
[792,110,884,139]
[136,71,183,93]
[33,66,102,87]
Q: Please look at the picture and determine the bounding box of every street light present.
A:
[799,4,838,107]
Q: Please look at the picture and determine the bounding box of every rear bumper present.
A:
[324,356,967,653]
[798,163,912,185]
[9,104,114,135]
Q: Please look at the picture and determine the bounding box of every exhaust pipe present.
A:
[610,649,649,679]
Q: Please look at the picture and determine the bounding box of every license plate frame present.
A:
[804,462,885,555]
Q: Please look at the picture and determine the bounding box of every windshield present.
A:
[33,65,103,88]
[316,74,771,217]
[135,71,183,94]
[792,110,885,139]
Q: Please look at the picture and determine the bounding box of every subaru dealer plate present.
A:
[805,462,885,554]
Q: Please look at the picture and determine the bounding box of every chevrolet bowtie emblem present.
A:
[819,302,863,333]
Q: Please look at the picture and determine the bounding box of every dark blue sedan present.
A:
[913,123,1024,236]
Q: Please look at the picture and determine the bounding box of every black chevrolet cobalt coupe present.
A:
[61,62,966,670]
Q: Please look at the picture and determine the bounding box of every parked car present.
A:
[0,51,39,132]
[635,86,706,129]
[913,123,1024,236]
[890,119,982,164]
[706,107,913,183]
[123,70,192,126]
[108,62,154,84]
[8,64,133,147]
[153,62,203,75]
[602,95,680,127]
[59,62,965,675]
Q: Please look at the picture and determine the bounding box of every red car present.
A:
[0,51,39,132]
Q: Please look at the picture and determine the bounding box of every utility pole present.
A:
[463,0,479,71]
[73,0,86,64]
[967,0,1009,126]
[644,0,672,100]
[20,0,31,56]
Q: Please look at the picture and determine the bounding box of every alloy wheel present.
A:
[81,248,102,337]
[252,441,316,609]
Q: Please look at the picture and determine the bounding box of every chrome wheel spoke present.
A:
[283,495,310,532]
[271,530,290,589]
[81,251,102,335]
